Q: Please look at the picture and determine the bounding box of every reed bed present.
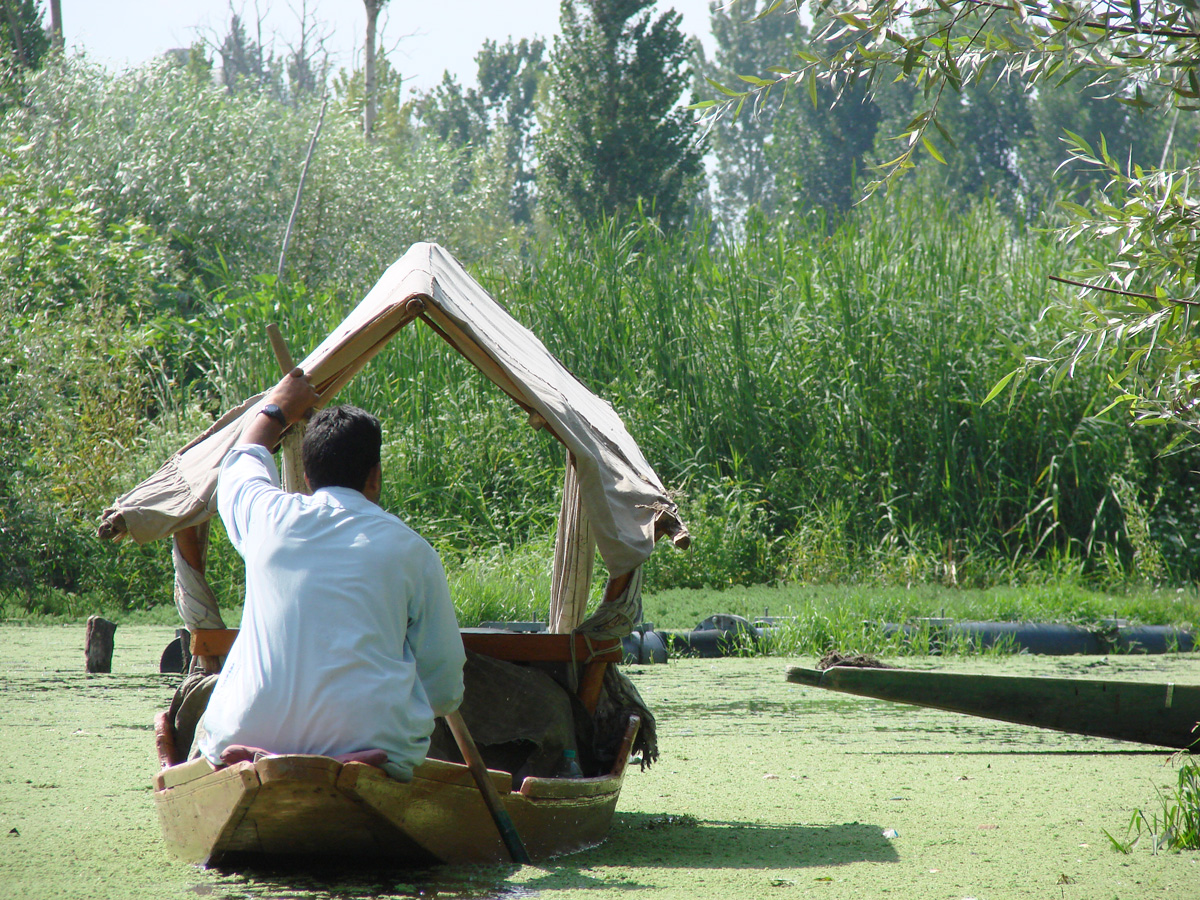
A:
[147,191,1200,599]
[7,189,1197,617]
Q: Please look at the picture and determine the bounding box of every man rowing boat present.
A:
[196,368,466,782]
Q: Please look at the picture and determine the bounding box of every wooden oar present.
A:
[444,709,530,864]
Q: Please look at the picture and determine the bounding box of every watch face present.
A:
[260,403,287,424]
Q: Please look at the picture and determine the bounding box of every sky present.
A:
[61,1,730,96]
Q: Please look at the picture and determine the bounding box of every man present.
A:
[197,368,466,781]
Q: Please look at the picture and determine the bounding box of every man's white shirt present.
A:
[199,444,465,778]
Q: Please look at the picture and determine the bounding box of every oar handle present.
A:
[444,710,530,864]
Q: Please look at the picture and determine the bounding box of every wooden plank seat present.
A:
[188,627,622,711]
[458,628,622,664]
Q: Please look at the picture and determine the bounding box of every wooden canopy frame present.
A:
[99,243,689,704]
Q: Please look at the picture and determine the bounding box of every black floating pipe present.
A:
[466,617,1194,662]
[657,619,1194,659]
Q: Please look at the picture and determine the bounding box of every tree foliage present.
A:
[764,25,881,215]
[538,0,704,227]
[1,0,48,68]
[209,8,329,104]
[7,57,516,294]
[417,38,546,223]
[704,0,1200,436]
[701,3,803,220]
[1,0,48,108]
[0,152,180,601]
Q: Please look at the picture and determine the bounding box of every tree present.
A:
[700,1,805,221]
[702,6,882,221]
[418,37,546,223]
[704,1,1200,438]
[0,0,47,110]
[888,66,1033,211]
[764,21,881,217]
[1021,76,1188,201]
[198,4,327,102]
[333,53,412,146]
[537,0,704,227]
[215,12,282,97]
[284,0,331,103]
[2,0,48,68]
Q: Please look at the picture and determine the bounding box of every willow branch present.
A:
[968,0,1200,40]
[1049,274,1200,306]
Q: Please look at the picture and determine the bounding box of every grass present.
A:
[1106,752,1200,854]
[643,582,1200,631]
[8,573,1196,663]
[642,581,1200,657]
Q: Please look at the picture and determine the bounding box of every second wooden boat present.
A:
[786,665,1200,749]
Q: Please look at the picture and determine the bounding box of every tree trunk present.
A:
[4,2,26,64]
[48,0,62,51]
[363,0,382,140]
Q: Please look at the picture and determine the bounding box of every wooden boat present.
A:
[100,244,690,866]
[153,630,641,866]
[786,665,1200,750]
[152,734,639,867]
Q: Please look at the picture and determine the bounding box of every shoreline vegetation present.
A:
[6,581,1197,660]
[4,59,1200,621]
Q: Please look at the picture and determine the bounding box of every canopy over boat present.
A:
[99,241,689,649]
[99,242,686,588]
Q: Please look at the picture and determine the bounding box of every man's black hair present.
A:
[301,405,382,492]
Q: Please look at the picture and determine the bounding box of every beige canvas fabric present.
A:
[549,453,595,632]
[100,242,683,580]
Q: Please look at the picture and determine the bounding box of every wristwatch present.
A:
[258,403,288,426]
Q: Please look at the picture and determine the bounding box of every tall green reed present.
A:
[134,188,1200,603]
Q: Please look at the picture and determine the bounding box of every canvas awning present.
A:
[99,242,686,579]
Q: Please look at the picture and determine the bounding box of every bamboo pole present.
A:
[266,324,310,494]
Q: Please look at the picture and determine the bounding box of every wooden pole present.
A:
[265,324,309,494]
[443,710,530,864]
[84,616,117,673]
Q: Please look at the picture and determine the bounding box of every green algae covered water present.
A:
[2,624,1198,899]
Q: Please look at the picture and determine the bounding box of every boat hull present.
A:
[786,666,1200,749]
[154,717,638,867]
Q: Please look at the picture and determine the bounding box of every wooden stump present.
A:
[85,616,117,673]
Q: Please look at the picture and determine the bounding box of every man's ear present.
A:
[364,463,383,501]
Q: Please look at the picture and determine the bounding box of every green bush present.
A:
[7,56,520,297]
[0,160,182,607]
